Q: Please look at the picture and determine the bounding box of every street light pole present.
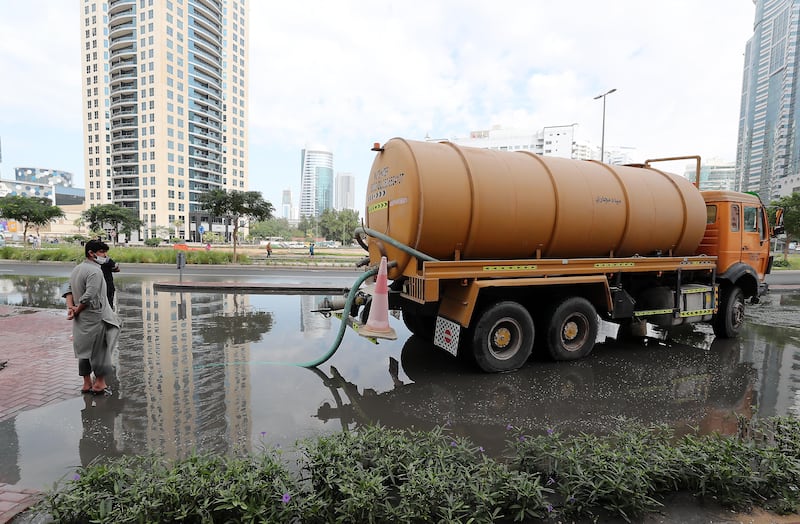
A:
[593,88,616,163]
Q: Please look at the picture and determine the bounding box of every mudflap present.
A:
[434,316,461,357]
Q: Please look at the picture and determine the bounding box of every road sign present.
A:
[198,225,205,234]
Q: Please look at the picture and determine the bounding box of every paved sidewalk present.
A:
[0,305,76,523]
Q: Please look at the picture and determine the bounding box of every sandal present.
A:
[90,387,112,396]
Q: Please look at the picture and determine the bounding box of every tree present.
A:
[82,204,143,245]
[298,215,316,237]
[249,217,294,241]
[0,195,65,245]
[198,189,274,262]
[771,192,800,260]
[318,208,360,244]
[172,218,184,240]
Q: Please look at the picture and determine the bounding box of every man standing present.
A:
[63,239,121,395]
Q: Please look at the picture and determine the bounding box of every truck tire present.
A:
[545,297,598,360]
[402,309,436,341]
[712,285,745,338]
[471,301,534,372]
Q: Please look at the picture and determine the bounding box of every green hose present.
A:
[194,267,378,370]
[355,226,438,263]
[295,267,378,368]
[195,227,437,370]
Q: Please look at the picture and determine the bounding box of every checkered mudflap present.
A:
[434,317,461,356]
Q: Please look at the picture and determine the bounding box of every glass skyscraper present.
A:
[737,0,800,199]
[299,145,333,218]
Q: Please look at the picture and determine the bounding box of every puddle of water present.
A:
[1,275,799,492]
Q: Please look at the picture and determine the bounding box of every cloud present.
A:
[0,0,754,209]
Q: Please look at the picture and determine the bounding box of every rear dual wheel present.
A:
[545,297,598,361]
[471,301,534,373]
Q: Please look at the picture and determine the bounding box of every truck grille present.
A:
[403,276,425,302]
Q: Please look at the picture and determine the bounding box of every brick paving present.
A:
[0,305,76,523]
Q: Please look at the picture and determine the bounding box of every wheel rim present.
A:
[488,317,522,361]
[561,313,590,352]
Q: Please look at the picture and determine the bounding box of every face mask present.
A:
[95,255,108,265]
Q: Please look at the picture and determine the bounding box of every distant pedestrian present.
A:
[266,241,272,258]
[63,239,120,396]
[309,242,315,257]
[100,257,120,310]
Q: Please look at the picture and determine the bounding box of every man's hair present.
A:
[85,239,110,257]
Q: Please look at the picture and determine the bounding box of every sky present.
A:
[0,1,756,214]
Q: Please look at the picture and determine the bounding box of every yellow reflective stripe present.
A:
[368,201,388,213]
[634,308,674,317]
[482,265,538,271]
[679,309,715,317]
[682,287,714,294]
[595,262,636,268]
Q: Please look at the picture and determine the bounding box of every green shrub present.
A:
[144,237,162,247]
[31,419,800,524]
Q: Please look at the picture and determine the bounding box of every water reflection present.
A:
[1,274,799,490]
[313,335,755,454]
[0,276,65,308]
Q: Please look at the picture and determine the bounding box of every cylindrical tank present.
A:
[365,138,707,279]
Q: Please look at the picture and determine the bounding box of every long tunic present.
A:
[63,260,121,376]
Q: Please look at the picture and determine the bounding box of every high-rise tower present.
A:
[299,145,333,218]
[81,0,248,241]
[334,172,355,211]
[737,0,800,198]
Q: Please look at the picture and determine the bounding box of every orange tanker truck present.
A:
[353,138,779,373]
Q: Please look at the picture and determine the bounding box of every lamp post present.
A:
[593,88,616,163]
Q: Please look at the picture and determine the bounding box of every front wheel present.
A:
[545,297,598,361]
[713,285,745,338]
[471,301,534,373]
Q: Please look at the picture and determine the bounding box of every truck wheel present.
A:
[545,297,598,360]
[471,301,534,372]
[713,285,745,338]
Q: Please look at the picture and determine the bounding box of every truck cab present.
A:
[698,191,772,298]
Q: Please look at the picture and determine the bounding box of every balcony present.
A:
[111,132,137,142]
[110,95,137,108]
[189,4,222,36]
[109,34,136,52]
[189,62,222,85]
[110,81,137,96]
[189,147,222,163]
[111,115,137,127]
[189,136,223,153]
[113,189,140,200]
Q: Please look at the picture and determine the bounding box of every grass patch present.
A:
[34,417,800,523]
[0,245,248,265]
[772,253,800,269]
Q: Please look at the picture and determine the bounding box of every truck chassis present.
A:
[391,255,728,372]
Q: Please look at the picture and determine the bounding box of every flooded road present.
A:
[1,271,799,491]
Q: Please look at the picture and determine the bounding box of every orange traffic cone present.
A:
[358,256,397,340]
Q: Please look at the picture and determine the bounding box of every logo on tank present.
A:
[368,168,406,202]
